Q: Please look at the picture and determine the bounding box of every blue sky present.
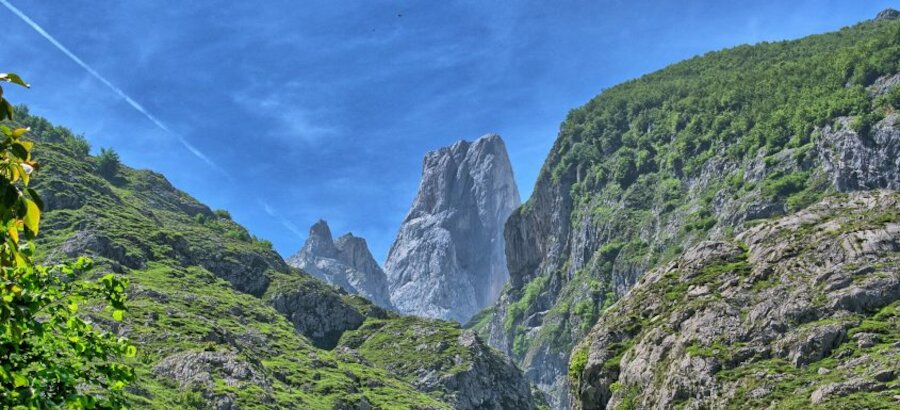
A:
[0,1,892,260]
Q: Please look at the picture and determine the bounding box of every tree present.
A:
[0,72,135,408]
[96,147,121,179]
[66,134,92,159]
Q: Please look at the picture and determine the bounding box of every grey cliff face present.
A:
[385,133,521,323]
[573,191,900,409]
[816,114,900,192]
[287,220,393,309]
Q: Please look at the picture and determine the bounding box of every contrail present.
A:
[259,200,305,239]
[2,0,305,245]
[0,0,223,174]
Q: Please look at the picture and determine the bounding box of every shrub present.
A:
[214,209,232,219]
[65,134,91,158]
[225,228,251,242]
[253,236,274,250]
[96,147,121,178]
[763,172,808,198]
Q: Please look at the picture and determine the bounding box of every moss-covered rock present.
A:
[572,191,900,409]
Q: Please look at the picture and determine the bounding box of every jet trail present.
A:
[259,200,305,239]
[0,0,223,174]
[1,0,305,243]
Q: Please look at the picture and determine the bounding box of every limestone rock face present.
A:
[287,220,393,309]
[385,134,520,323]
[572,191,900,409]
[816,114,900,192]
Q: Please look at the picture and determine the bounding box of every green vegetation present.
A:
[339,316,471,381]
[96,147,121,179]
[718,301,900,409]
[568,344,589,384]
[505,274,549,331]
[553,19,898,187]
[0,74,134,408]
[507,17,900,379]
[1,102,474,407]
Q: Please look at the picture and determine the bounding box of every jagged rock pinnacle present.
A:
[385,133,521,322]
[287,220,393,308]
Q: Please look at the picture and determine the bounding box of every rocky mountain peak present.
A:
[287,221,393,308]
[385,133,521,323]
[334,233,383,277]
[298,219,338,258]
[875,8,900,21]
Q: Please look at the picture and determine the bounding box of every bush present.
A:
[763,172,808,198]
[65,134,91,158]
[253,236,274,250]
[786,189,823,211]
[214,209,232,219]
[225,228,251,242]
[96,147,121,178]
[885,85,900,109]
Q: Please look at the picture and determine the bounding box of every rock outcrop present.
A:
[337,316,537,409]
[874,8,900,22]
[385,133,521,323]
[816,115,900,192]
[287,220,393,309]
[572,191,900,409]
[266,273,388,349]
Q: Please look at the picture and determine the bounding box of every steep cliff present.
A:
[572,191,899,409]
[473,13,900,408]
[287,220,394,309]
[386,133,521,323]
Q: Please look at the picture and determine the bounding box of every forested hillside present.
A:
[473,12,900,408]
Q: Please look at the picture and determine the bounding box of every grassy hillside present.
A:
[7,106,533,409]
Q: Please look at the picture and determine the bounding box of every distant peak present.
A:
[336,232,366,246]
[875,8,900,21]
[429,133,505,158]
[309,219,333,241]
[476,133,502,143]
[472,133,506,150]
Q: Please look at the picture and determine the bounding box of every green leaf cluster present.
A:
[0,73,135,409]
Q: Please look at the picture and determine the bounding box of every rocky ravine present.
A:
[386,133,521,323]
[572,191,900,409]
[287,220,394,309]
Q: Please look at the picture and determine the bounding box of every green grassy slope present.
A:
[7,107,526,409]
